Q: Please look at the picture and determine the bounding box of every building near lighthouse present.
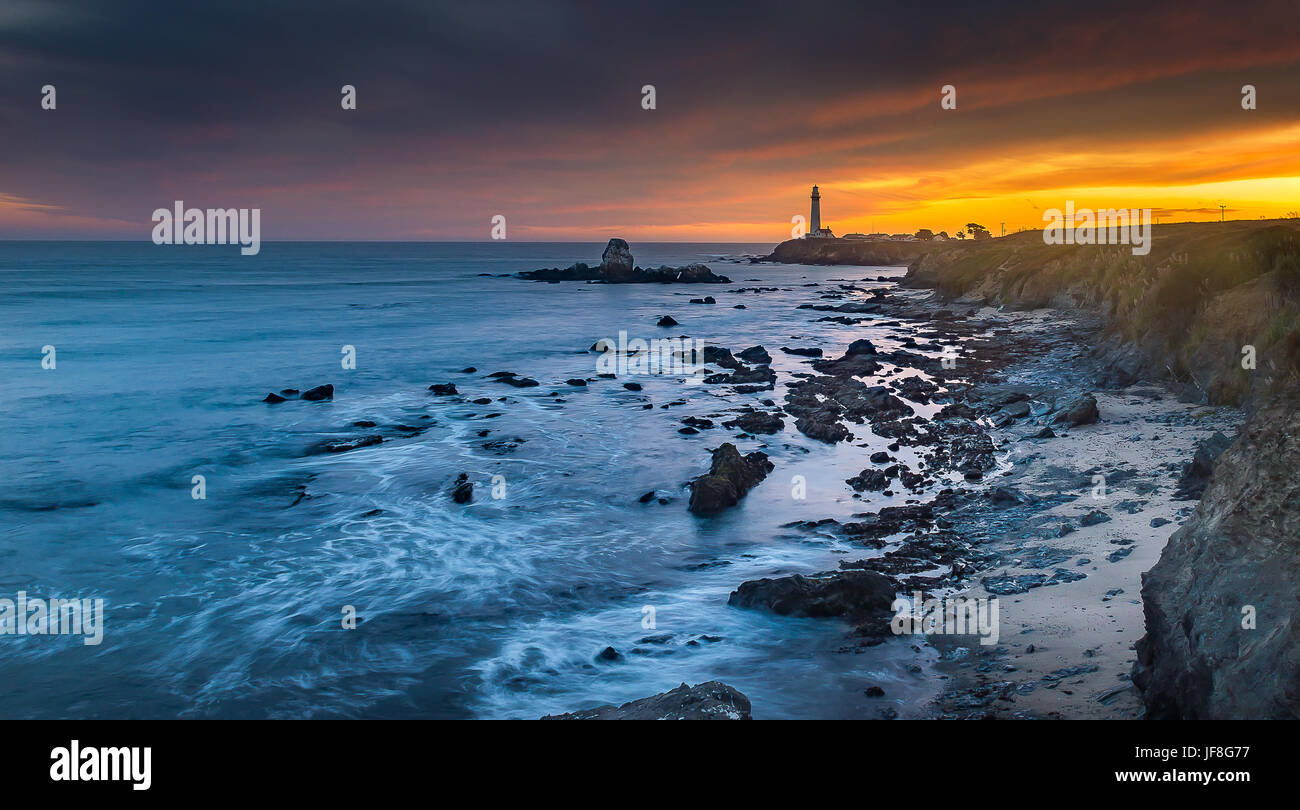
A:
[805,184,835,238]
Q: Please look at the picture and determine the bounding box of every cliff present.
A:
[902,220,1300,407]
[1132,389,1300,719]
[885,218,1300,719]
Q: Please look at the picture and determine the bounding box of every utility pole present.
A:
[1000,222,1005,237]
[1220,204,1226,222]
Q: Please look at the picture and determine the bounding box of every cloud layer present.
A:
[2,0,1298,240]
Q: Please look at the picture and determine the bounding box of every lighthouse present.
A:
[806,184,834,238]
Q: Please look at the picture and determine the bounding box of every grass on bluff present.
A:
[913,219,1300,404]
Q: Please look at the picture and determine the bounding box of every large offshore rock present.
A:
[687,443,773,514]
[1133,390,1300,719]
[541,681,751,720]
[599,237,634,278]
[520,239,731,284]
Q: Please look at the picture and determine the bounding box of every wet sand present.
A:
[923,307,1239,719]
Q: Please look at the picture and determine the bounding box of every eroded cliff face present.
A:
[1132,389,1300,719]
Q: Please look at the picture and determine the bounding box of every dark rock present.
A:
[811,347,882,377]
[784,375,912,445]
[600,238,634,276]
[657,315,679,327]
[428,383,458,395]
[781,346,823,357]
[893,375,939,404]
[623,382,642,391]
[1173,431,1233,500]
[795,416,851,444]
[702,346,741,369]
[1052,394,1099,426]
[521,241,732,284]
[672,263,731,283]
[594,645,622,663]
[948,424,997,473]
[687,443,773,515]
[493,373,539,388]
[1080,510,1111,527]
[846,468,890,492]
[300,384,334,401]
[989,486,1029,506]
[983,568,1085,595]
[451,473,473,504]
[541,681,751,720]
[263,392,287,403]
[1106,546,1134,563]
[737,345,772,365]
[723,411,783,434]
[1002,400,1032,418]
[728,570,894,621]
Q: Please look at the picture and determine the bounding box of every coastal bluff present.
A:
[890,217,1300,719]
[765,237,935,265]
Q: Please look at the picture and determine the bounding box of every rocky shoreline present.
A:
[523,239,1218,719]
[760,222,1300,720]
[258,235,1294,719]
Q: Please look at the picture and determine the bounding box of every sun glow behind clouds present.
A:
[811,124,1300,240]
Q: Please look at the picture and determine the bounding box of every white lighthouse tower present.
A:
[807,184,833,238]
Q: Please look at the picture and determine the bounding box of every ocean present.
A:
[0,242,941,719]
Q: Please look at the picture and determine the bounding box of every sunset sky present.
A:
[2,0,1299,242]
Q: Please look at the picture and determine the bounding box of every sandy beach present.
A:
[927,370,1239,718]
